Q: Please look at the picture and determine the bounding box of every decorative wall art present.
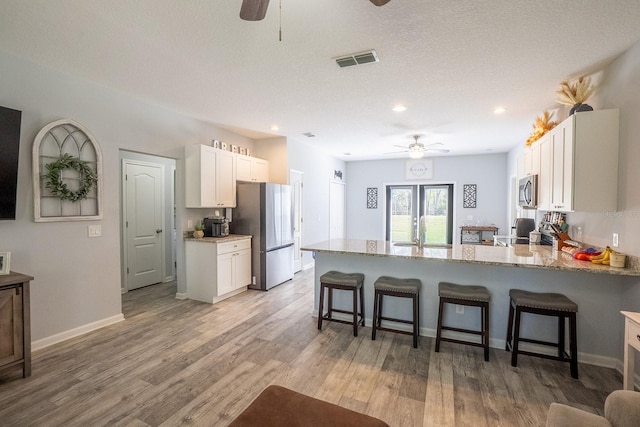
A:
[463,184,477,208]
[366,187,378,209]
[32,119,103,222]
[405,159,434,180]
[0,251,10,275]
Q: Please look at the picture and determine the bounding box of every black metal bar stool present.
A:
[318,271,365,337]
[371,276,421,348]
[505,289,579,378]
[435,282,491,361]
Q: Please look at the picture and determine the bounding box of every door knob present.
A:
[156,229,163,234]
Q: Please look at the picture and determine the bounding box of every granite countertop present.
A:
[301,239,640,277]
[184,234,252,243]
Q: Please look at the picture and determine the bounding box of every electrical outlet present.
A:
[252,276,256,285]
[456,305,464,314]
[187,220,193,229]
[613,233,619,247]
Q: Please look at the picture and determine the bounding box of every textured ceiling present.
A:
[2,0,640,161]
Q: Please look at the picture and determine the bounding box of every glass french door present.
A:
[386,184,454,244]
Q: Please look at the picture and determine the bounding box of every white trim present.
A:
[303,261,315,270]
[32,314,124,351]
[175,292,188,300]
[164,275,175,282]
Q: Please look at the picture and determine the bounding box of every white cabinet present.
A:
[537,134,552,210]
[186,238,252,304]
[537,109,619,212]
[236,154,269,182]
[524,141,541,176]
[185,144,236,208]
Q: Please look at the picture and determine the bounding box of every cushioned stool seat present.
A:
[435,282,491,361]
[229,385,390,427]
[371,276,421,348]
[318,271,365,337]
[506,289,579,378]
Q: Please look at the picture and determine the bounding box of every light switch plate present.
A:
[613,233,619,247]
[88,225,102,237]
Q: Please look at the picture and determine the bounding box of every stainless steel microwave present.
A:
[518,175,538,209]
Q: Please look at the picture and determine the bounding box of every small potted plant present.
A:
[193,222,205,239]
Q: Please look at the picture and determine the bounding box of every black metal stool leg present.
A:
[511,307,522,367]
[371,290,379,341]
[317,283,325,330]
[435,298,445,353]
[570,312,579,379]
[506,300,515,351]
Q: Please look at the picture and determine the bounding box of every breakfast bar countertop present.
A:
[302,239,640,277]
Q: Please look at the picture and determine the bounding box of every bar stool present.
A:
[435,282,491,361]
[505,289,579,379]
[318,271,365,337]
[371,276,421,348]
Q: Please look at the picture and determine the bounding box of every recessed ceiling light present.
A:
[392,105,407,112]
[270,125,279,131]
[494,106,506,114]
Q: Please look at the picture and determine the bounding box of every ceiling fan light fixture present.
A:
[409,150,424,159]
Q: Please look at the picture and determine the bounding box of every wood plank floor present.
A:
[0,269,623,426]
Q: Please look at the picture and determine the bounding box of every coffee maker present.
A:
[203,214,229,237]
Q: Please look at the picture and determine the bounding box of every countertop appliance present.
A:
[203,216,229,237]
[514,218,535,244]
[230,182,294,290]
[518,175,538,209]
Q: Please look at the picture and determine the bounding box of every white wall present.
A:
[287,138,346,267]
[345,154,509,241]
[252,136,288,184]
[0,49,253,343]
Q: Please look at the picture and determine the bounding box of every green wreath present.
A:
[45,153,98,202]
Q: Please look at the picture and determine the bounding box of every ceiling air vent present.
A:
[302,132,316,138]
[335,50,379,68]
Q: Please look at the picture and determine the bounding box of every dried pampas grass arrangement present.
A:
[525,110,557,146]
[556,76,595,106]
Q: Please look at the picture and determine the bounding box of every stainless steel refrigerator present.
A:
[231,182,294,290]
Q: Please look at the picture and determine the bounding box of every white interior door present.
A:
[290,169,304,272]
[329,181,346,240]
[124,160,164,290]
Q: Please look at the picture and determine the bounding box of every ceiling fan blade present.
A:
[384,149,407,154]
[425,148,450,153]
[393,144,409,149]
[240,0,270,21]
[370,0,391,6]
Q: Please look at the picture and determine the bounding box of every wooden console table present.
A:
[0,271,32,378]
[460,226,499,244]
[622,311,640,390]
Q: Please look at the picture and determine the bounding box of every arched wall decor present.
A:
[32,119,103,222]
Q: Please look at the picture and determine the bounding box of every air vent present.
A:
[302,132,316,138]
[335,50,379,68]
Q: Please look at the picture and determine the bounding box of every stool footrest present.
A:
[439,336,485,348]
[517,349,572,362]
[378,315,413,325]
[516,337,561,348]
[375,326,414,337]
[440,325,483,336]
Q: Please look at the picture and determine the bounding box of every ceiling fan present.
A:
[240,0,391,21]
[386,135,450,159]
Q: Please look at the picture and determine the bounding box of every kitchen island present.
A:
[302,239,640,368]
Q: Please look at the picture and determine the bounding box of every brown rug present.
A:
[229,385,390,427]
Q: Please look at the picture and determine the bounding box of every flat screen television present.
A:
[0,106,22,220]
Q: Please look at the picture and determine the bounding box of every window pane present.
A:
[420,186,451,245]
[389,187,414,241]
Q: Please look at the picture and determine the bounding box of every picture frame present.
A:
[0,251,10,275]
[463,184,477,208]
[239,147,247,155]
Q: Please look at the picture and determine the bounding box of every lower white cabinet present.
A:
[186,238,252,304]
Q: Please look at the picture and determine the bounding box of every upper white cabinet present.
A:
[538,109,619,212]
[236,154,269,182]
[185,144,236,208]
[524,141,541,176]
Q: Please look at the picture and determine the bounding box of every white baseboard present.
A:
[32,314,125,352]
[303,261,315,271]
[164,275,175,282]
[175,292,188,300]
